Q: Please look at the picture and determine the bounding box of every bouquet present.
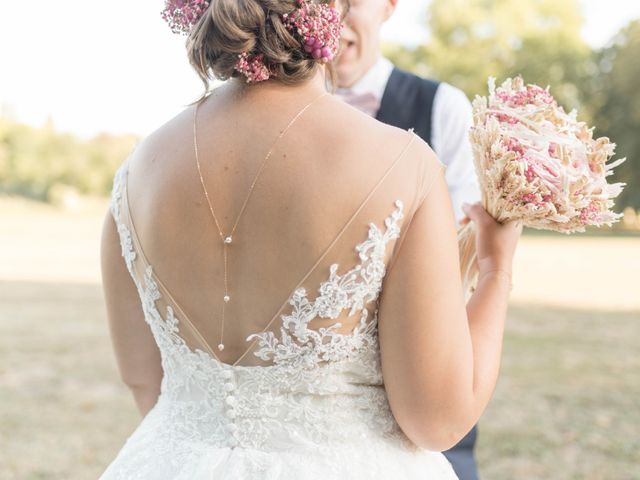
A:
[458,77,627,295]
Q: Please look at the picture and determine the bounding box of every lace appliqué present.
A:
[247,200,404,367]
[101,145,461,479]
[110,165,137,270]
[107,160,413,458]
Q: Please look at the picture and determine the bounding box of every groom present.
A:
[335,1,482,479]
[335,0,480,225]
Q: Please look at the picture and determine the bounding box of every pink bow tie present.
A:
[335,89,381,117]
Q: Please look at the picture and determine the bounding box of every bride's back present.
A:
[101,5,488,475]
[121,81,441,367]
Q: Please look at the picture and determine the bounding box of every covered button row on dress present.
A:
[220,369,240,447]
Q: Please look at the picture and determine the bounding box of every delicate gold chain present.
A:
[193,91,328,353]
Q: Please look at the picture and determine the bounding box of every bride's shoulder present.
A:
[144,105,195,151]
[325,97,438,165]
[125,105,196,174]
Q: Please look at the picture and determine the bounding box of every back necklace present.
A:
[193,91,328,353]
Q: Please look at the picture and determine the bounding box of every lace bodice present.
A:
[246,199,403,367]
[107,146,423,456]
[100,127,460,479]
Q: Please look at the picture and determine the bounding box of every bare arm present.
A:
[377,147,520,451]
[100,210,163,417]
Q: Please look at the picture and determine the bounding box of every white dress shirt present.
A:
[336,57,481,223]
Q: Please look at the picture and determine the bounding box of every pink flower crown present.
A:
[161,0,343,83]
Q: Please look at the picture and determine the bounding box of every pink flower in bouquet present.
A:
[470,77,625,233]
[458,77,626,294]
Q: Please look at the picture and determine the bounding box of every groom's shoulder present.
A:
[390,67,440,91]
[388,66,471,112]
[385,67,441,108]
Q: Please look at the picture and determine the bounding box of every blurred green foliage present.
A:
[590,21,640,208]
[0,117,137,202]
[384,0,639,209]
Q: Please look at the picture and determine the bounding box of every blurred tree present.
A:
[384,0,637,210]
[590,20,640,209]
[385,0,593,113]
[0,117,137,202]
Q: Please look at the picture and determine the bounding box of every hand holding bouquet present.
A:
[458,77,627,295]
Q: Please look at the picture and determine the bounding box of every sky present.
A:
[1,0,639,138]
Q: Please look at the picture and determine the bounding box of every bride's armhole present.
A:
[108,161,127,228]
[108,143,140,226]
[386,154,447,275]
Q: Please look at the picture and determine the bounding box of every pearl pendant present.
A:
[218,343,225,351]
[224,236,233,244]
[224,295,230,303]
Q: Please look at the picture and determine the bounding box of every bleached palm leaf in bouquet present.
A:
[458,77,627,295]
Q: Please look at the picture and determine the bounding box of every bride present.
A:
[99,0,521,478]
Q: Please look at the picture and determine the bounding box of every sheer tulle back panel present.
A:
[114,124,438,368]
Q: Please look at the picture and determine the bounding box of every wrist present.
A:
[479,259,513,277]
[479,267,512,278]
[477,268,513,291]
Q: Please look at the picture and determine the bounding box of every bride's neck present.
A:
[227,67,329,103]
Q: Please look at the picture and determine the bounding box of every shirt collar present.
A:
[338,56,395,101]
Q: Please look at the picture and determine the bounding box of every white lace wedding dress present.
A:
[100,140,458,479]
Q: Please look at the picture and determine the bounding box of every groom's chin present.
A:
[334,58,361,88]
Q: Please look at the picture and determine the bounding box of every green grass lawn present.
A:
[478,304,639,480]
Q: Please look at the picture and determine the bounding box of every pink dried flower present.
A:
[524,165,536,182]
[234,53,271,83]
[161,0,209,36]
[469,76,625,233]
[504,138,525,158]
[458,76,627,295]
[496,84,556,108]
[282,0,342,63]
[491,112,520,125]
[579,201,601,223]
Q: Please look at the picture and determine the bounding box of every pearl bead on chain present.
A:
[193,92,328,357]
